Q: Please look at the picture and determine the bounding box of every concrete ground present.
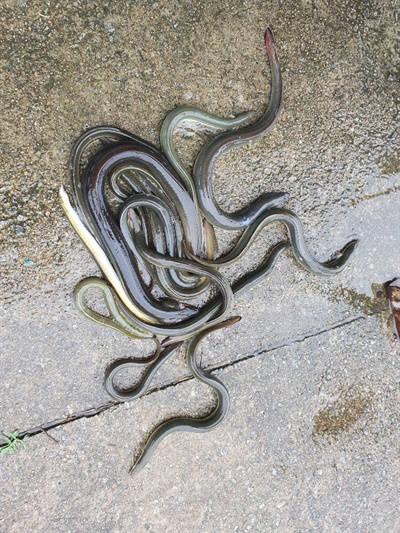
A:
[1,1,399,531]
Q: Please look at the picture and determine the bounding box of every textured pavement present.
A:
[1,1,399,531]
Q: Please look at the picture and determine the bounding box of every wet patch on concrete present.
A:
[331,285,387,316]
[313,384,373,438]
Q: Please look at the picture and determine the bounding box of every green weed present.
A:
[0,430,29,456]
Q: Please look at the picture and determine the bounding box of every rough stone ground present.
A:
[0,1,399,531]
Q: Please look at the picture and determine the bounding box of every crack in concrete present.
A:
[0,313,366,449]
[144,313,367,392]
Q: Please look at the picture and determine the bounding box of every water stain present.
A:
[331,284,399,344]
[331,285,388,316]
[313,385,373,438]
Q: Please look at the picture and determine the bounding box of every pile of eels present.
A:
[60,29,357,473]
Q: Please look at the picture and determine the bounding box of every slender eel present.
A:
[109,163,203,288]
[160,107,257,260]
[193,28,289,230]
[129,316,241,475]
[78,142,206,324]
[186,208,358,276]
[70,120,215,264]
[104,342,183,402]
[160,106,255,201]
[60,186,157,324]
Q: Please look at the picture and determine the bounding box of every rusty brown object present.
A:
[386,279,400,342]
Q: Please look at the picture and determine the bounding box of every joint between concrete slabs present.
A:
[0,313,366,449]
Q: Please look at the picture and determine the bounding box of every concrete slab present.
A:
[0,0,399,531]
[1,317,399,532]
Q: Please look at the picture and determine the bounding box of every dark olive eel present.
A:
[129,317,241,475]
[193,28,289,230]
[104,341,183,402]
[119,194,210,300]
[186,208,358,277]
